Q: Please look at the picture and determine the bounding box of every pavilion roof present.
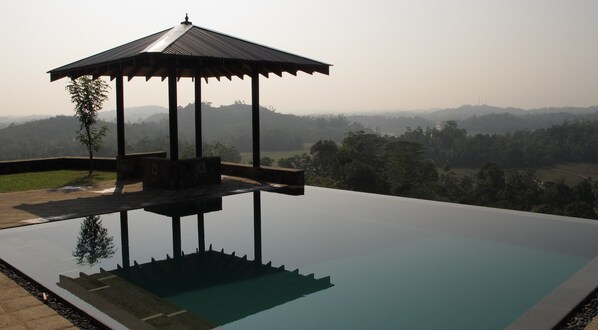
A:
[48,17,331,82]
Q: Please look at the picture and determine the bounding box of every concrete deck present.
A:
[0,176,276,229]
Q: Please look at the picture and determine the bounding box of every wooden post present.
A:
[116,74,125,156]
[168,67,179,161]
[251,68,260,167]
[195,66,202,158]
[253,191,262,264]
[172,216,181,258]
[119,211,129,269]
[197,214,205,254]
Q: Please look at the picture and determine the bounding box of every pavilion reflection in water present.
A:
[58,191,332,329]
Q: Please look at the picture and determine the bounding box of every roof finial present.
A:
[182,13,192,25]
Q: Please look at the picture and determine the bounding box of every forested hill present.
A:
[347,105,598,135]
[0,103,366,161]
[175,102,365,151]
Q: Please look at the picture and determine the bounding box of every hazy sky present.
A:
[1,0,597,116]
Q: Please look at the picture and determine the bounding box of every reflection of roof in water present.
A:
[59,249,333,329]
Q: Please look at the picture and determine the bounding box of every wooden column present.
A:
[195,66,202,158]
[197,214,205,254]
[116,74,125,156]
[172,216,181,258]
[119,211,129,269]
[168,67,179,161]
[253,191,262,264]
[251,68,260,167]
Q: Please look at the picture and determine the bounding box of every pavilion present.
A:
[49,15,330,188]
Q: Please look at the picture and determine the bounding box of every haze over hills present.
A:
[0,102,365,161]
[4,104,598,126]
[97,105,168,123]
[0,115,52,129]
[1,103,597,161]
[346,105,598,135]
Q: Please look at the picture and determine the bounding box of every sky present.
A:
[1,0,598,117]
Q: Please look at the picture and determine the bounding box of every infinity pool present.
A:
[0,186,597,329]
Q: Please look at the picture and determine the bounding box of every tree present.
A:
[66,76,110,175]
[310,140,339,175]
[73,215,115,266]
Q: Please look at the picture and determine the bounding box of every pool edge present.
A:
[507,256,598,330]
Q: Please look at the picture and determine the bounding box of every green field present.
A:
[240,144,312,164]
[0,170,116,193]
[446,162,598,185]
[535,163,598,185]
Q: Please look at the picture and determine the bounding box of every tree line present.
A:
[0,104,367,161]
[277,123,598,220]
[347,105,598,136]
[401,120,598,168]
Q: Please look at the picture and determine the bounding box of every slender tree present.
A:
[66,76,110,175]
[73,215,115,266]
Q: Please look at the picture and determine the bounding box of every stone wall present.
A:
[221,162,304,186]
[0,157,116,175]
[117,152,167,180]
[142,157,222,190]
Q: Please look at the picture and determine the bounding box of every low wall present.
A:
[142,157,222,190]
[117,152,167,180]
[0,156,305,187]
[0,152,166,178]
[0,157,116,175]
[221,162,304,186]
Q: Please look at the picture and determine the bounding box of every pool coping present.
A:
[507,256,598,329]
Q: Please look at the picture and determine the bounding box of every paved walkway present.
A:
[0,176,273,229]
[0,272,75,330]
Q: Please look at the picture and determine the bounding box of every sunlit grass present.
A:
[0,170,116,193]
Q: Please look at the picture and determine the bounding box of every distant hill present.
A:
[3,104,598,161]
[347,105,598,135]
[0,103,367,161]
[0,115,52,129]
[97,105,168,123]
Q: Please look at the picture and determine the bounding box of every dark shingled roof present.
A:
[48,20,330,82]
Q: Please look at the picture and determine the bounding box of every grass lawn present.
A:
[0,170,117,193]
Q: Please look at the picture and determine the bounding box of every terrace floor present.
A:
[0,177,596,329]
[0,176,278,229]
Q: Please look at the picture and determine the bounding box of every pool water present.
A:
[0,186,597,329]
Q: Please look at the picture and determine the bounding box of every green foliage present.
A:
[278,130,598,219]
[66,76,110,175]
[0,170,116,193]
[0,103,368,162]
[260,156,274,166]
[203,143,241,162]
[399,120,598,168]
[181,142,242,162]
[277,153,312,170]
[73,215,115,266]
